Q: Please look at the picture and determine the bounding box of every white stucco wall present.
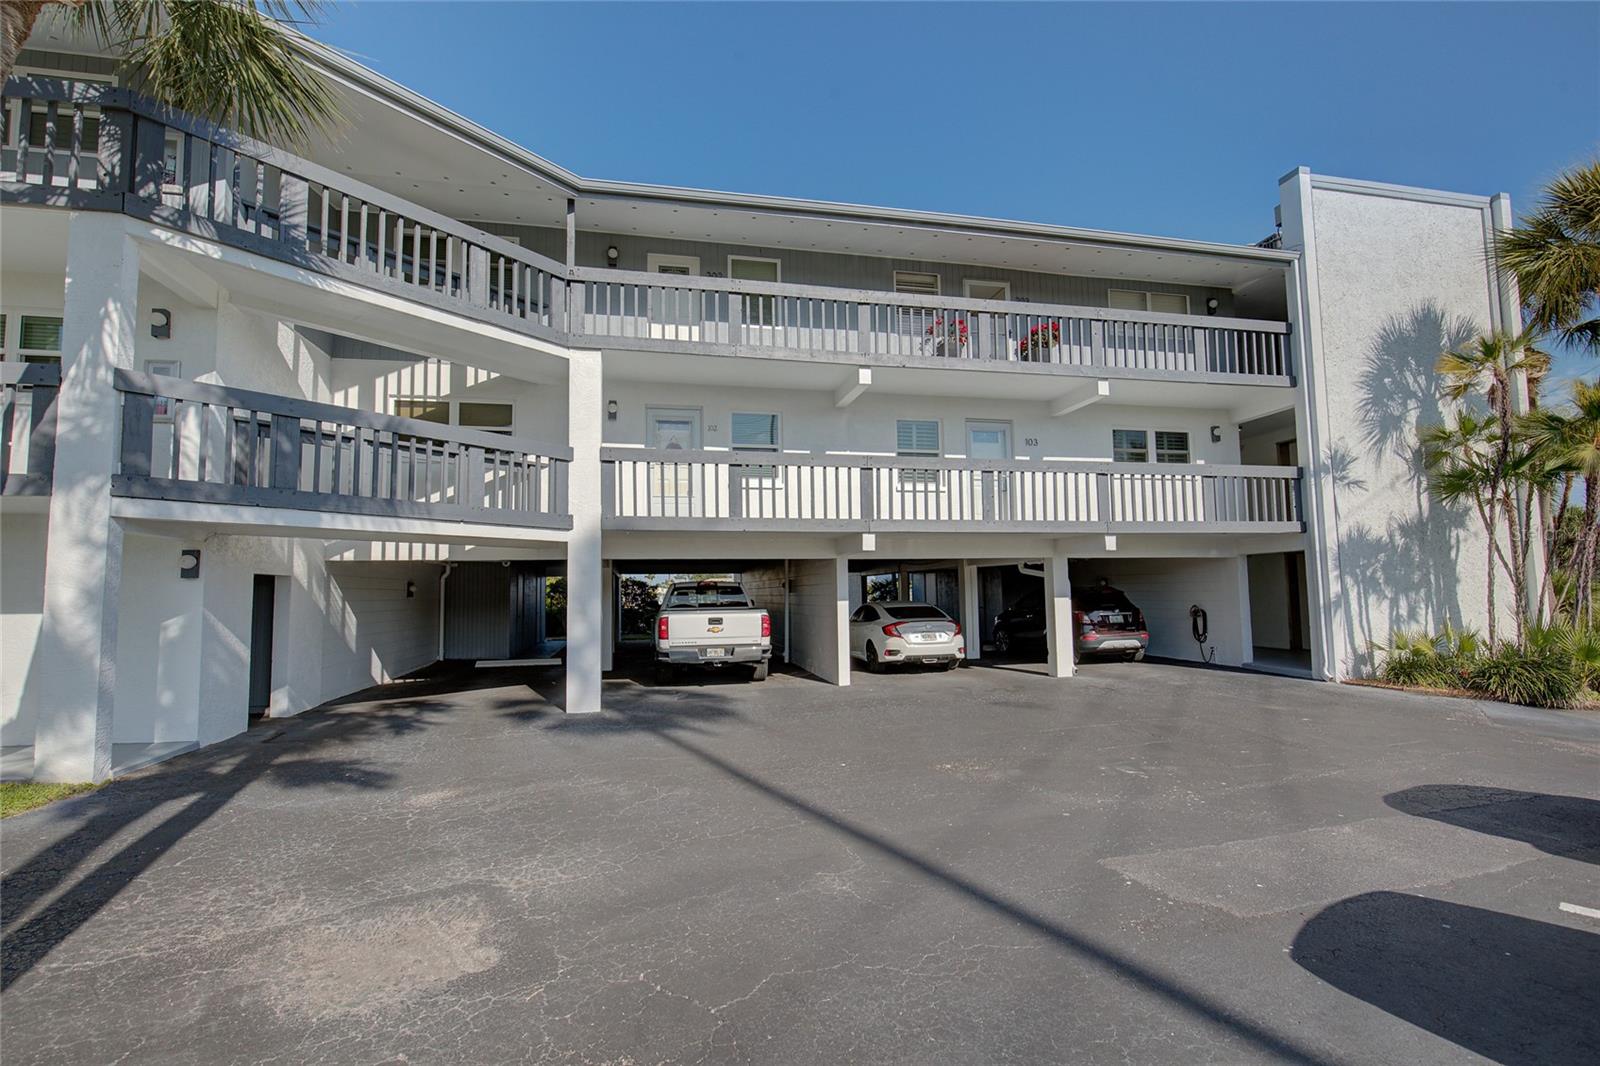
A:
[320,561,443,698]
[113,533,205,743]
[786,557,848,684]
[1288,176,1511,675]
[1076,556,1251,667]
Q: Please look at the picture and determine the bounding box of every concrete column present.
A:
[1231,555,1255,667]
[1043,551,1076,679]
[565,351,604,713]
[32,214,139,782]
[960,561,982,661]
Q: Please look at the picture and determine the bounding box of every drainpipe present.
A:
[437,562,454,661]
[1017,561,1045,579]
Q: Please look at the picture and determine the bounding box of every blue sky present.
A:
[310,1,1599,381]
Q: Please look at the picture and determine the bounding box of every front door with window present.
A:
[967,421,1012,521]
[647,408,702,516]
[645,254,701,340]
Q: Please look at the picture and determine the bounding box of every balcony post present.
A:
[96,105,133,194]
[130,114,165,201]
[31,214,139,782]
[467,244,489,307]
[1089,319,1106,367]
[278,172,309,249]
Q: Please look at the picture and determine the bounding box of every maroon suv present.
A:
[993,581,1149,661]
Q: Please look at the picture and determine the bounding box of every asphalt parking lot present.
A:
[2,659,1597,1064]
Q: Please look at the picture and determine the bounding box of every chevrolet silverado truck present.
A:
[654,579,772,682]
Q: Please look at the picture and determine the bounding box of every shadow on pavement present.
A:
[1292,891,1600,1065]
[1385,785,1600,865]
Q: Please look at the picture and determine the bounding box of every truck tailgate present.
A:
[663,610,765,645]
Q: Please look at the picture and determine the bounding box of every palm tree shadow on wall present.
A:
[1332,302,1481,671]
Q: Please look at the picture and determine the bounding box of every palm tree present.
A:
[1495,161,1600,355]
[1422,411,1505,645]
[1434,329,1553,639]
[1,1,333,146]
[1522,379,1600,621]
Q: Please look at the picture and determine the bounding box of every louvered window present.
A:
[897,419,941,484]
[1155,430,1191,464]
[894,271,940,296]
[17,315,62,364]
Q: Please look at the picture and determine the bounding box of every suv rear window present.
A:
[663,583,753,609]
[1076,587,1135,612]
[883,605,947,620]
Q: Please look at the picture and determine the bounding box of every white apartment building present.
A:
[0,27,1521,781]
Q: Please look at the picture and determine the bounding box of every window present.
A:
[1113,429,1191,464]
[897,418,941,484]
[1154,430,1191,464]
[731,411,779,476]
[646,253,699,276]
[894,271,941,295]
[963,279,1010,301]
[1112,429,1149,463]
[17,315,62,364]
[883,605,948,621]
[663,582,754,609]
[394,399,513,434]
[459,402,514,434]
[394,399,450,424]
[850,605,875,623]
[1108,289,1190,315]
[729,256,780,325]
[0,313,6,359]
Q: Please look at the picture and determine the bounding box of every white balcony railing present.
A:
[601,449,1301,533]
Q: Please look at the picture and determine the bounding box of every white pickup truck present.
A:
[654,580,771,682]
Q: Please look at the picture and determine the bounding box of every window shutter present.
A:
[893,271,940,296]
[1149,292,1190,315]
[18,316,62,351]
[896,419,940,455]
[731,412,778,450]
[1154,431,1191,463]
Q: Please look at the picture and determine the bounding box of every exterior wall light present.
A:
[607,399,619,421]
[406,580,417,598]
[1210,425,1222,443]
[606,245,620,267]
[1205,297,1220,316]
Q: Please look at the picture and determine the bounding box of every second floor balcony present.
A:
[3,77,1295,392]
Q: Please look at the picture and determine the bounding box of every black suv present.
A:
[993,581,1149,661]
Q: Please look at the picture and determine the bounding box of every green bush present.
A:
[1465,643,1580,708]
[1375,627,1477,688]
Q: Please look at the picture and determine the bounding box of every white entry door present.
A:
[967,421,1012,522]
[646,253,701,341]
[647,407,702,516]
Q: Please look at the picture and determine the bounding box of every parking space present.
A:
[3,662,1596,1063]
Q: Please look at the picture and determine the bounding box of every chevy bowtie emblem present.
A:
[707,625,723,633]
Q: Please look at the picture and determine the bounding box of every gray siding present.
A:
[443,563,510,660]
[478,223,1235,315]
[16,49,120,78]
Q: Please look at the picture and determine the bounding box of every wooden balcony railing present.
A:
[2,77,1294,386]
[570,268,1290,379]
[601,449,1302,533]
[1,363,59,496]
[112,370,572,529]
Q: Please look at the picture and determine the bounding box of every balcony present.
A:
[1,362,58,497]
[601,449,1302,534]
[3,77,1293,390]
[113,371,571,530]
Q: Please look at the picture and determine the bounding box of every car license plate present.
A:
[911,632,941,643]
[702,647,728,659]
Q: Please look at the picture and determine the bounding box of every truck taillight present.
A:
[761,613,771,638]
[658,615,670,641]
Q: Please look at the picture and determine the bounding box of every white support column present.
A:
[1232,555,1255,667]
[565,351,604,713]
[1043,551,1076,679]
[960,561,982,662]
[32,214,139,782]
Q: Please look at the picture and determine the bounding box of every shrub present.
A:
[1465,643,1581,708]
[1528,621,1600,692]
[1375,629,1454,687]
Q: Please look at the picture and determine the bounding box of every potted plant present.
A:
[1018,321,1061,360]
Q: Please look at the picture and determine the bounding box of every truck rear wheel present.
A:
[654,662,675,685]
[751,661,770,681]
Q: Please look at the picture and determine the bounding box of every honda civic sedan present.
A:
[849,601,965,671]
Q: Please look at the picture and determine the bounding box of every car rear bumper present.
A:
[883,637,965,663]
[659,644,770,666]
[1077,633,1148,655]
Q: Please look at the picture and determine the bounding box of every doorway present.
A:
[647,407,702,515]
[967,420,1012,522]
[248,574,276,716]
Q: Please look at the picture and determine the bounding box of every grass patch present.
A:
[0,781,99,818]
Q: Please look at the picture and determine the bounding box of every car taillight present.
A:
[882,622,904,638]
[760,613,771,638]
[952,623,961,636]
[658,615,670,641]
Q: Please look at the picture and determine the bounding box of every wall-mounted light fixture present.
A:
[179,548,201,579]
[1205,297,1219,316]
[151,308,172,339]
[405,580,417,599]
[606,245,620,267]
[1210,425,1222,443]
[606,399,619,421]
